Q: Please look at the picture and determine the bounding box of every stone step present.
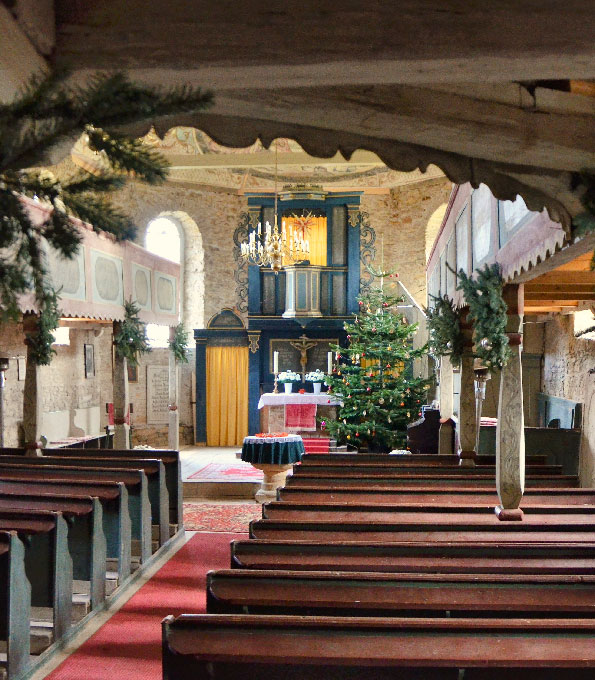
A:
[183,480,259,500]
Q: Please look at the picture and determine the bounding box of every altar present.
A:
[258,392,341,436]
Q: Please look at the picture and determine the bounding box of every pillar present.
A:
[438,356,455,455]
[458,311,476,467]
[495,284,525,521]
[112,321,130,449]
[22,313,43,455]
[168,327,180,451]
[247,331,261,435]
[194,334,207,445]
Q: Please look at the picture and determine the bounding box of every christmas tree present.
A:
[324,283,430,452]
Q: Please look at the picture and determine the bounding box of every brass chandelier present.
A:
[239,140,310,273]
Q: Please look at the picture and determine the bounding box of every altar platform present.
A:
[258,391,341,436]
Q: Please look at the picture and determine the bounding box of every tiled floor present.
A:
[179,445,244,482]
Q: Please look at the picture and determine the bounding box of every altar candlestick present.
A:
[327,351,333,374]
[273,351,279,374]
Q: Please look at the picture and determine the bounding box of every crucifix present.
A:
[289,334,318,381]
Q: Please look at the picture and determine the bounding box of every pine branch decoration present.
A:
[0,70,213,323]
[426,295,464,367]
[169,323,189,363]
[25,289,61,366]
[114,300,151,366]
[456,263,511,370]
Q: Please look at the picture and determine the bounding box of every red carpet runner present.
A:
[46,532,243,680]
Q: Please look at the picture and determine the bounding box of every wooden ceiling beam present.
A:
[525,291,595,301]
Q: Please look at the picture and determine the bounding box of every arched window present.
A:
[145,217,181,264]
[145,217,182,346]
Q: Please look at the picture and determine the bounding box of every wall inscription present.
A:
[147,365,169,424]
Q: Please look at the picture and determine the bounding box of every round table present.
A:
[241,434,304,502]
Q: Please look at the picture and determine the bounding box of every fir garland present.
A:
[25,289,61,366]
[169,323,189,363]
[426,295,464,367]
[456,263,511,370]
[113,300,151,366]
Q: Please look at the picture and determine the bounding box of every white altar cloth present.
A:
[258,392,342,409]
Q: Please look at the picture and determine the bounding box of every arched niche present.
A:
[426,203,449,264]
[144,211,205,330]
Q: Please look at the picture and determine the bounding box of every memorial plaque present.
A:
[147,365,169,424]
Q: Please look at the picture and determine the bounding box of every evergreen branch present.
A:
[114,300,151,365]
[169,323,189,363]
[60,192,136,240]
[61,172,127,194]
[86,127,169,184]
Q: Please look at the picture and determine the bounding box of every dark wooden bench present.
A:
[277,486,595,505]
[0,478,131,583]
[0,465,151,563]
[292,463,564,476]
[43,448,183,530]
[249,516,595,543]
[263,501,595,520]
[231,539,595,575]
[0,531,30,680]
[0,455,169,547]
[298,453,549,466]
[0,510,72,641]
[206,569,595,617]
[162,614,595,679]
[0,494,106,610]
[283,474,579,488]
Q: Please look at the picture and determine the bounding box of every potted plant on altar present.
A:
[305,369,326,394]
[277,370,301,393]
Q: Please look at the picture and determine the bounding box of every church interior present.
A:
[1,1,595,679]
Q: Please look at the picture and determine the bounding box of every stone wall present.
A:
[0,323,114,447]
[542,314,595,485]
[129,348,196,447]
[361,178,451,306]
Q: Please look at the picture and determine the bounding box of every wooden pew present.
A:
[283,474,579,488]
[298,453,549,466]
[249,516,595,543]
[277,486,595,505]
[162,614,595,679]
[43,448,183,531]
[0,456,169,547]
[230,539,595,575]
[263,501,595,520]
[0,510,72,641]
[0,495,106,610]
[0,479,131,583]
[0,465,151,563]
[206,569,595,617]
[0,531,30,680]
[291,464,564,477]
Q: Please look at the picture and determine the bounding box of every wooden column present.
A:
[112,321,130,449]
[458,311,476,467]
[495,284,525,521]
[168,327,180,451]
[247,331,262,436]
[438,356,455,455]
[194,335,207,445]
[22,313,43,455]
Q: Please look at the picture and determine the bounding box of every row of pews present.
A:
[163,451,595,679]
[0,446,183,680]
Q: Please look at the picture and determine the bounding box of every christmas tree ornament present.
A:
[379,397,385,404]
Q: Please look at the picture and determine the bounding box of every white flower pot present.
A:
[312,382,322,394]
[283,382,293,394]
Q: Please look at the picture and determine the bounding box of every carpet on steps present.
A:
[302,437,331,453]
[45,532,243,680]
[183,502,261,531]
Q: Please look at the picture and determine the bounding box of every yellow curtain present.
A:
[206,346,249,446]
[282,215,327,266]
